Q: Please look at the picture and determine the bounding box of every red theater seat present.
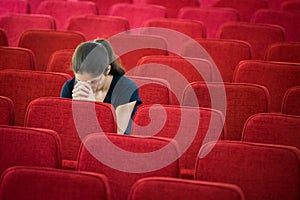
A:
[46,49,74,77]
[0,28,8,46]
[282,86,300,116]
[0,96,13,125]
[281,0,300,12]
[0,0,29,15]
[78,0,132,15]
[265,42,300,63]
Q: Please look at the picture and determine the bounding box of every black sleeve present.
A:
[60,78,75,99]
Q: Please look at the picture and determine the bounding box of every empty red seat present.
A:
[128,177,245,200]
[18,30,85,71]
[0,0,29,15]
[182,82,270,140]
[0,166,110,200]
[233,60,300,112]
[0,96,13,125]
[195,141,300,200]
[0,28,8,46]
[242,113,300,149]
[25,97,117,169]
[28,0,65,14]
[0,46,35,70]
[282,86,300,116]
[0,125,62,176]
[37,1,98,30]
[0,13,55,46]
[78,0,132,15]
[0,69,71,125]
[67,15,129,40]
[265,42,300,63]
[281,0,300,12]
[46,49,74,77]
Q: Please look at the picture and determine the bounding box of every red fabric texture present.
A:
[251,9,300,42]
[46,49,74,77]
[195,141,300,200]
[182,38,251,82]
[128,76,172,105]
[25,97,117,168]
[109,3,166,29]
[77,133,180,200]
[182,82,270,140]
[0,126,62,176]
[0,28,8,46]
[0,166,110,200]
[128,177,245,200]
[0,0,29,15]
[0,14,55,46]
[28,0,65,14]
[135,55,213,104]
[233,60,300,112]
[265,42,300,63]
[218,22,285,60]
[133,0,199,18]
[37,1,98,30]
[142,18,206,39]
[67,15,130,41]
[0,96,14,125]
[79,0,132,15]
[108,34,168,71]
[0,46,35,70]
[0,69,72,126]
[18,30,85,71]
[132,105,225,179]
[282,86,300,116]
[242,113,300,149]
[281,0,300,12]
[178,7,239,39]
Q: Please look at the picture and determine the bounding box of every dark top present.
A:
[60,75,142,134]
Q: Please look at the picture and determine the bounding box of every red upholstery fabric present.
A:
[28,0,65,14]
[182,82,270,140]
[0,96,13,125]
[265,0,290,9]
[195,141,300,200]
[0,46,35,70]
[251,9,300,42]
[18,30,85,71]
[133,0,199,18]
[132,105,225,179]
[135,55,212,104]
[178,7,239,38]
[0,0,29,15]
[0,14,55,46]
[37,1,98,30]
[67,15,129,41]
[128,177,245,200]
[46,49,74,77]
[181,38,251,82]
[281,0,300,12]
[109,3,166,29]
[0,166,110,200]
[202,0,268,22]
[128,76,172,105]
[142,18,206,39]
[77,133,180,200]
[265,42,300,63]
[0,69,71,126]
[233,60,300,112]
[108,34,168,71]
[0,126,62,176]
[0,28,8,46]
[218,22,285,59]
[242,113,300,149]
[282,86,300,116]
[25,97,117,169]
[79,0,132,15]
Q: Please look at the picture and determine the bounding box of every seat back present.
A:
[218,22,285,59]
[0,46,35,70]
[0,96,13,125]
[0,69,71,125]
[195,141,300,200]
[128,177,245,200]
[78,133,180,200]
[0,28,8,46]
[0,126,62,176]
[79,0,132,15]
[282,86,300,116]
[46,49,74,77]
[0,13,55,46]
[25,97,117,169]
[0,0,29,15]
[0,166,110,200]
[132,105,225,178]
[18,30,85,71]
[265,42,300,63]
[281,0,300,12]
[182,82,270,140]
[233,60,300,112]
[28,0,65,14]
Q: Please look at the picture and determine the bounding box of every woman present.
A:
[60,39,142,134]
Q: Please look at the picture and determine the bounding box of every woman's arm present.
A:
[116,101,137,135]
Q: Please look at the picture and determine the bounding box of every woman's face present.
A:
[75,72,106,91]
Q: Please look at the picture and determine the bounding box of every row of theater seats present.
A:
[0,124,299,200]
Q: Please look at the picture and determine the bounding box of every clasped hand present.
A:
[72,81,95,101]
